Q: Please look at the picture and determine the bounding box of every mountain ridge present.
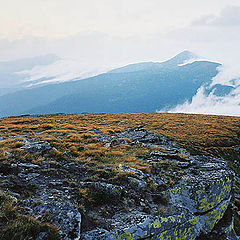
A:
[0,51,221,117]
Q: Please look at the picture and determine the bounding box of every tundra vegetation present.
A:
[0,112,239,239]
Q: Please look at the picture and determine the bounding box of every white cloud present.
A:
[192,6,240,27]
[168,85,240,116]
[165,6,240,116]
[16,59,110,87]
[168,63,240,116]
[211,65,240,87]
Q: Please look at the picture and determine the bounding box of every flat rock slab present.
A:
[81,128,237,240]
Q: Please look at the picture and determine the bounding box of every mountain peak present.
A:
[164,50,199,66]
[109,50,200,74]
[176,50,198,59]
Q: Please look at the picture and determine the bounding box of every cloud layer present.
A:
[168,64,240,116]
[0,0,238,39]
[16,59,110,87]
[164,6,240,116]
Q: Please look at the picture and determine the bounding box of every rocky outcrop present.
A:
[1,136,81,240]
[81,127,238,240]
[20,140,51,153]
[0,127,239,240]
[24,189,81,240]
[81,159,235,239]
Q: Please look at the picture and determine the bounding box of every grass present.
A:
[0,112,239,236]
[0,191,60,240]
[0,112,239,183]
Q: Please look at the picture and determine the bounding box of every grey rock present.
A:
[128,177,147,190]
[17,163,40,168]
[104,165,112,171]
[117,126,159,144]
[79,182,123,196]
[94,134,115,142]
[81,151,235,240]
[4,151,14,158]
[89,128,103,134]
[36,232,47,240]
[20,140,51,153]
[63,151,71,157]
[18,173,40,180]
[80,228,109,240]
[24,190,81,240]
[152,176,167,186]
[119,165,149,179]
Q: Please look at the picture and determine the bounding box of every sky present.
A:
[0,0,240,115]
[1,0,239,40]
[0,0,240,63]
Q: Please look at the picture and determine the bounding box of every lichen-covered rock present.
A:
[81,127,237,240]
[24,189,81,240]
[1,124,238,240]
[79,181,124,196]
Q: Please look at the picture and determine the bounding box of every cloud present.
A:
[1,4,240,65]
[1,0,239,39]
[16,59,110,87]
[211,65,240,87]
[168,64,240,116]
[168,86,240,116]
[192,6,240,27]
[165,6,240,116]
[1,4,240,116]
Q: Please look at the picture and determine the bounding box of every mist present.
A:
[168,64,240,116]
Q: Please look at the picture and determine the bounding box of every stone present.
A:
[81,148,236,239]
[4,151,14,158]
[20,140,51,153]
[63,151,72,157]
[80,228,109,239]
[24,190,81,240]
[117,126,159,144]
[119,165,149,179]
[94,134,115,142]
[36,232,47,240]
[128,177,147,190]
[79,182,124,197]
[89,128,103,134]
[17,163,40,168]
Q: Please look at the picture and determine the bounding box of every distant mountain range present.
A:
[0,50,228,117]
[0,54,106,96]
[0,54,60,94]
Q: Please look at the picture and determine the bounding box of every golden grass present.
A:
[0,113,239,167]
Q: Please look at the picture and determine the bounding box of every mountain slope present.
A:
[0,51,220,117]
[0,54,60,91]
[109,50,199,73]
[28,61,220,114]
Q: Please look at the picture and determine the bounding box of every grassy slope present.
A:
[1,112,239,175]
[0,112,239,237]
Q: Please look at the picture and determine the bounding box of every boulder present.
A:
[20,140,51,153]
[81,127,238,240]
[24,189,81,240]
